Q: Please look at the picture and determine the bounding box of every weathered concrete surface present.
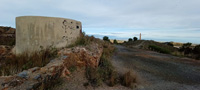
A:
[16,16,82,54]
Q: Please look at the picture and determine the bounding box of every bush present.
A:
[183,42,192,48]
[133,37,138,41]
[86,67,102,87]
[103,36,110,42]
[128,38,132,42]
[193,45,200,54]
[148,45,171,54]
[193,45,200,60]
[179,42,193,55]
[0,37,15,46]
[86,41,116,87]
[0,47,58,76]
[67,32,100,47]
[167,42,174,47]
[121,71,136,88]
[113,39,118,44]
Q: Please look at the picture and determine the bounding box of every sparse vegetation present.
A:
[86,41,116,87]
[166,42,174,47]
[148,45,171,54]
[67,32,99,47]
[0,38,15,46]
[85,40,136,88]
[121,71,136,88]
[124,40,200,60]
[179,42,193,55]
[194,45,200,60]
[0,26,15,46]
[0,47,58,76]
[177,42,200,60]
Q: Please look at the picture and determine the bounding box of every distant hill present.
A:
[110,39,125,43]
[0,26,16,46]
[124,40,178,52]
[0,26,15,36]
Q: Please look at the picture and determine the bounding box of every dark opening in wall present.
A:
[76,26,79,29]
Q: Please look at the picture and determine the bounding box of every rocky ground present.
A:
[51,68,130,90]
[0,43,104,90]
[112,45,200,90]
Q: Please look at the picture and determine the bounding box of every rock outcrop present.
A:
[0,43,103,90]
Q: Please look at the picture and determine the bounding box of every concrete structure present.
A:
[139,33,141,40]
[16,16,82,54]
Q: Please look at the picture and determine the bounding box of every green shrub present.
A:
[167,42,174,47]
[103,36,110,42]
[133,37,138,41]
[113,39,118,44]
[183,42,192,48]
[128,38,132,42]
[148,45,171,54]
[67,32,99,47]
[193,45,200,54]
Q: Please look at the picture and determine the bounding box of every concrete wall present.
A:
[16,16,82,54]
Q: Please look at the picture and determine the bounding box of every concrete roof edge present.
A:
[16,16,81,23]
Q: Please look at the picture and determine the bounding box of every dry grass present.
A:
[0,37,15,46]
[85,41,118,87]
[0,47,58,76]
[121,71,136,88]
[67,32,103,48]
[84,38,137,88]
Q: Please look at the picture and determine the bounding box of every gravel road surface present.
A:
[112,45,200,90]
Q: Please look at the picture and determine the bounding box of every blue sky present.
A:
[0,0,200,44]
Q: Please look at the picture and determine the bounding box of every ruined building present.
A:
[16,16,82,54]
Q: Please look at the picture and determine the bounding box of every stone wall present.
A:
[16,16,82,54]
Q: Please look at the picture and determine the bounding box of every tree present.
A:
[167,42,174,47]
[103,36,110,41]
[183,42,192,48]
[180,42,192,55]
[133,37,138,41]
[113,39,118,44]
[193,45,200,54]
[193,45,200,60]
[128,38,132,42]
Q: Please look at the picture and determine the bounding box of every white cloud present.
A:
[0,0,200,43]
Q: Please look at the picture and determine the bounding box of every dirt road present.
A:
[112,45,200,90]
